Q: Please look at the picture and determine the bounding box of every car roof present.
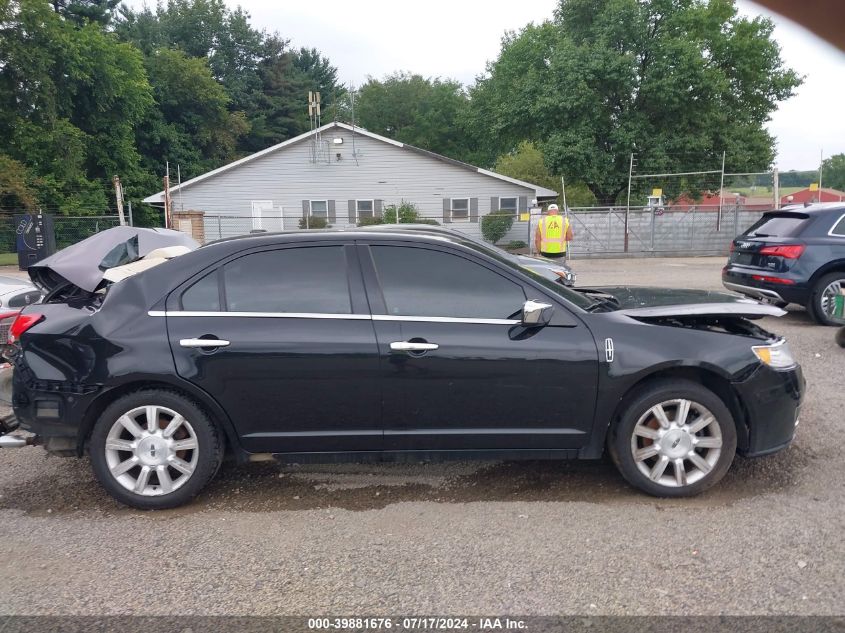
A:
[204,226,469,249]
[776,202,845,215]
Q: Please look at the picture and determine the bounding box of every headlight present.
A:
[752,340,796,369]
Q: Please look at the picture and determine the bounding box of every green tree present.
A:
[353,73,477,163]
[494,141,596,207]
[0,0,152,213]
[51,0,120,25]
[0,155,38,212]
[138,48,246,176]
[822,154,845,192]
[115,1,341,154]
[471,0,801,203]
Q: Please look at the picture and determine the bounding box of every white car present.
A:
[0,275,41,309]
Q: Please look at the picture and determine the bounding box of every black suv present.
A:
[723,203,845,325]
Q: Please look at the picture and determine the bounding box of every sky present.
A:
[137,0,845,172]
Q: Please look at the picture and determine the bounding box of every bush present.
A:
[299,216,330,229]
[357,216,384,227]
[505,240,527,251]
[356,200,440,227]
[481,211,515,244]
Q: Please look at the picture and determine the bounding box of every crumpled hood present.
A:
[582,285,786,318]
[29,226,198,295]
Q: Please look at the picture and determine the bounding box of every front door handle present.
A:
[180,338,230,348]
[390,341,439,352]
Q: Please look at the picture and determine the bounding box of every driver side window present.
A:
[370,246,525,319]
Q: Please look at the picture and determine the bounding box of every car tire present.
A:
[608,380,737,497]
[89,389,223,510]
[809,272,845,326]
[836,327,845,348]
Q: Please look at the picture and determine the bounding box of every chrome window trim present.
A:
[373,314,520,325]
[148,310,368,320]
[148,310,519,325]
[827,213,845,237]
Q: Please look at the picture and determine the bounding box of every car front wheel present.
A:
[89,390,223,509]
[609,380,737,497]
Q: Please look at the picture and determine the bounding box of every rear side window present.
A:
[223,246,351,314]
[744,214,809,238]
[830,214,845,236]
[181,271,220,311]
[370,245,525,319]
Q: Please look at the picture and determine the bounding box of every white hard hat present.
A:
[548,204,559,211]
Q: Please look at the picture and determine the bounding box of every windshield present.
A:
[744,213,809,238]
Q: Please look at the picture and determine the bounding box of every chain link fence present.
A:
[0,204,771,266]
[199,203,767,258]
[0,214,123,263]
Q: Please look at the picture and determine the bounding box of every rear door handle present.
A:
[180,338,230,348]
[390,341,439,352]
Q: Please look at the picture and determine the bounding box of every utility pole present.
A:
[128,201,133,227]
[163,162,172,229]
[112,175,126,226]
[773,167,780,209]
[625,153,635,253]
[561,176,571,262]
[819,148,824,195]
[717,151,726,232]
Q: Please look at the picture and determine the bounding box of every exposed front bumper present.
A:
[733,362,805,457]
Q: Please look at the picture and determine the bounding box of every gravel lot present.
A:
[0,257,842,616]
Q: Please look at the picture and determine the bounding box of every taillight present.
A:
[759,244,805,259]
[8,313,44,344]
[752,275,795,285]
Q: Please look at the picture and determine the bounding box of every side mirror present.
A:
[521,299,554,327]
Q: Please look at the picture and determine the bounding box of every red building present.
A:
[668,189,772,212]
[781,187,845,205]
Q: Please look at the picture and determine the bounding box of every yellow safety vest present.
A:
[539,215,569,254]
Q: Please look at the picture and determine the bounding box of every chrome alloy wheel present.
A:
[820,279,843,317]
[104,405,199,496]
[630,399,723,488]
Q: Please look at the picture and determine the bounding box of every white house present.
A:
[143,121,557,243]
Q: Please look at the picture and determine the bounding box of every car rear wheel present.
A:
[609,380,737,497]
[809,272,845,326]
[89,390,223,509]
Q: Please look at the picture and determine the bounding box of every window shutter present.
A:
[375,199,383,218]
[519,196,528,213]
[470,198,479,223]
[302,200,309,219]
[443,198,451,223]
[328,200,336,223]
[491,197,499,213]
[348,200,356,223]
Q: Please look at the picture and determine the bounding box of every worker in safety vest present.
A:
[535,204,572,258]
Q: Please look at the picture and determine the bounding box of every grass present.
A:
[728,185,805,198]
[0,252,19,266]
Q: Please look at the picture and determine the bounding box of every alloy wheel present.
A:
[820,279,844,318]
[103,405,199,497]
[630,398,723,488]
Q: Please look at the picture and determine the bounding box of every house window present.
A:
[498,197,518,214]
[309,200,328,218]
[451,198,469,221]
[357,199,374,221]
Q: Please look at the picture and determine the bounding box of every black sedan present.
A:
[8,228,804,509]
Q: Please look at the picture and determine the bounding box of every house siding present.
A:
[159,127,537,243]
